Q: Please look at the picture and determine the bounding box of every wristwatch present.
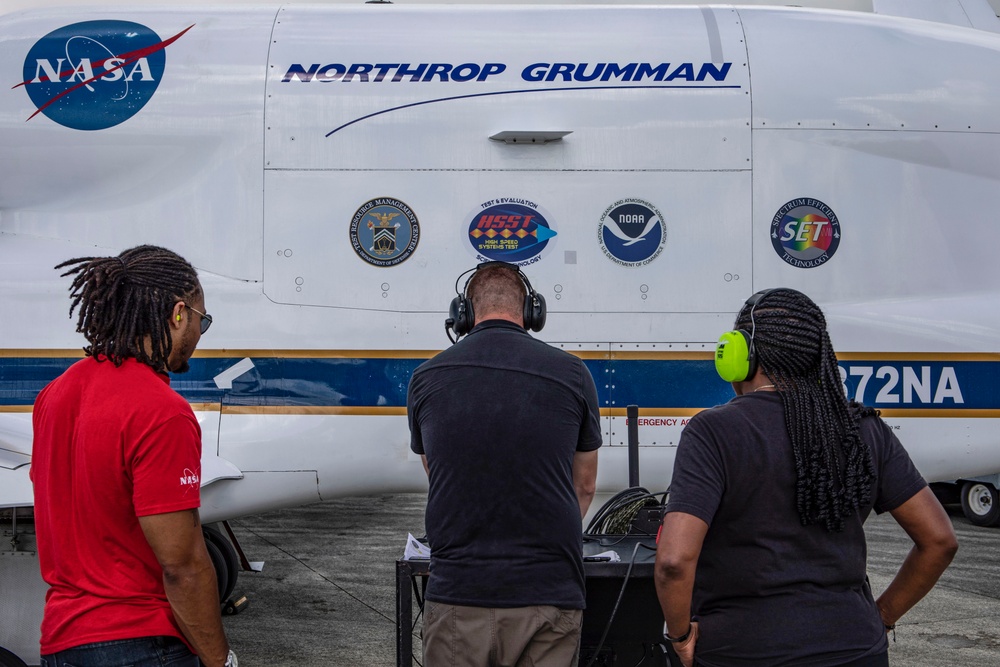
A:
[224,650,238,667]
[665,626,691,643]
[662,619,693,644]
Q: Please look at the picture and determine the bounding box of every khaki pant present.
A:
[422,600,583,667]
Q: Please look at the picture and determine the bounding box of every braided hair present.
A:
[56,245,201,371]
[736,288,875,532]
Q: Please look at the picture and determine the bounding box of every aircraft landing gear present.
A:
[204,525,241,602]
[961,481,1000,527]
[0,647,28,667]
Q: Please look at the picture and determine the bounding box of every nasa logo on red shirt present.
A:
[179,468,200,495]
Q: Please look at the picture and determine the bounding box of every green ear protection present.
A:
[715,289,778,383]
[715,330,753,383]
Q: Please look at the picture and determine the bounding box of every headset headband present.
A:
[744,288,776,346]
[714,288,780,383]
[445,262,545,343]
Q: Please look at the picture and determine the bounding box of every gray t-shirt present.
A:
[665,391,926,666]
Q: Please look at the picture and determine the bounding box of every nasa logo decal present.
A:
[598,199,666,267]
[467,198,557,266]
[350,197,420,267]
[770,198,841,269]
[17,21,193,131]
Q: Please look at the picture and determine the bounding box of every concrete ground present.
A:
[222,494,1000,666]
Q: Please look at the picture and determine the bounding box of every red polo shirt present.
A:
[31,356,202,654]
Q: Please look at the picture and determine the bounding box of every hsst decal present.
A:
[467,198,557,266]
[349,197,420,267]
[598,198,666,267]
[16,20,193,130]
[770,198,841,268]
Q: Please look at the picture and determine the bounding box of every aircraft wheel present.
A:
[204,526,240,602]
[960,482,1000,527]
[0,647,28,667]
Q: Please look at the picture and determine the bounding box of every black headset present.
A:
[714,288,779,383]
[446,261,546,342]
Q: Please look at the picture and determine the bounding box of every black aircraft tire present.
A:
[203,526,240,602]
[961,481,1000,527]
[0,647,29,667]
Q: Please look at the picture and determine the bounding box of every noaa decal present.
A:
[467,198,557,266]
[17,21,192,131]
[770,198,841,269]
[350,198,420,267]
[598,199,666,267]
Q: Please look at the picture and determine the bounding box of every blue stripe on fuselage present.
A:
[0,356,996,411]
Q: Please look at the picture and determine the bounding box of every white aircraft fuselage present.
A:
[1,2,1000,526]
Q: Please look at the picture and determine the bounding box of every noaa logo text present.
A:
[467,198,557,266]
[598,199,666,267]
[770,198,841,269]
[17,21,191,131]
[350,198,420,267]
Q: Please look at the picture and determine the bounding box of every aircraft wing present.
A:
[0,465,33,509]
[203,454,243,486]
[0,409,243,509]
[0,455,244,510]
[0,413,33,508]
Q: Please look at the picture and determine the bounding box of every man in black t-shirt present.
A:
[655,288,958,667]
[407,262,602,666]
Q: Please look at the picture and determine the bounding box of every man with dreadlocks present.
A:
[654,288,957,667]
[31,245,235,667]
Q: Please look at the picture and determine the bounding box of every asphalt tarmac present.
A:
[222,494,1000,667]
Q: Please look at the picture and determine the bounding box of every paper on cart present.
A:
[404,533,431,560]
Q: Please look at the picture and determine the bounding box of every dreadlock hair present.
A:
[56,245,201,372]
[735,288,875,532]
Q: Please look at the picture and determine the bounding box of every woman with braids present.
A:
[31,246,236,667]
[654,288,957,667]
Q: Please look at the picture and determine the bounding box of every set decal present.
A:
[770,198,841,268]
[17,20,193,130]
[598,198,666,266]
[467,198,557,266]
[349,198,420,267]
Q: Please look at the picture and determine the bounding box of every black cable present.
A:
[583,541,642,667]
[629,642,650,667]
[586,488,669,536]
[596,534,631,548]
[586,487,650,533]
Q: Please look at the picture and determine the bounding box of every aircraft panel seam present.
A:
[261,168,754,173]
